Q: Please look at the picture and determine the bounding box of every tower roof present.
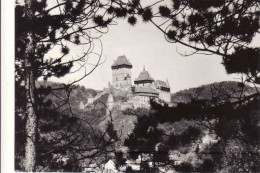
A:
[134,68,154,83]
[111,55,132,69]
[135,87,159,95]
[155,80,170,88]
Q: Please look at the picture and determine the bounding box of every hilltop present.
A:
[36,81,100,112]
[171,81,258,105]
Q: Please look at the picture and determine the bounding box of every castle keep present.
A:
[111,55,132,89]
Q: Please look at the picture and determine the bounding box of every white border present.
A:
[1,0,15,173]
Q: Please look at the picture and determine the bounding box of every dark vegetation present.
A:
[37,81,99,111]
[15,0,130,170]
[16,80,117,171]
[37,81,108,125]
[122,107,149,117]
[16,78,260,171]
[121,93,260,172]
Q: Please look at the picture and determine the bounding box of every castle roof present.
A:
[155,80,170,88]
[111,55,132,69]
[135,87,159,95]
[134,68,154,83]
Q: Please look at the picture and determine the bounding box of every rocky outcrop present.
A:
[98,107,137,146]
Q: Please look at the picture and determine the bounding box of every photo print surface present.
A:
[14,0,260,172]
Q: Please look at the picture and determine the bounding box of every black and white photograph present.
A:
[2,0,260,172]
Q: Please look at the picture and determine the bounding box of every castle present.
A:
[111,55,171,107]
[86,55,171,111]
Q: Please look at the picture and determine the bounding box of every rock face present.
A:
[98,106,137,146]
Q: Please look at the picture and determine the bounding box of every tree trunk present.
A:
[24,61,36,171]
[23,0,37,171]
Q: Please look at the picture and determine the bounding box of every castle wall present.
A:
[112,67,131,89]
[133,95,151,108]
[135,82,155,88]
[158,90,171,103]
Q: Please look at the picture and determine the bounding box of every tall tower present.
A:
[111,55,132,89]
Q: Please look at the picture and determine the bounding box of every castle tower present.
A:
[111,55,132,89]
[155,79,171,103]
[133,68,158,108]
[134,67,155,88]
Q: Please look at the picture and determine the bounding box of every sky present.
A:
[16,0,259,93]
[57,18,238,93]
[40,0,256,93]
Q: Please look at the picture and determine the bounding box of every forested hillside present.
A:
[30,80,259,172]
[171,81,258,105]
[37,81,99,111]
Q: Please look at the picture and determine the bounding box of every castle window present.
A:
[116,77,118,81]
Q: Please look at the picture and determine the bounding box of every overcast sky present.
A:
[15,0,259,93]
[62,18,240,93]
[38,0,260,93]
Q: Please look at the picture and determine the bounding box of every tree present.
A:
[123,106,203,171]
[121,83,259,171]
[148,89,260,172]
[154,0,260,85]
[106,1,259,169]
[107,0,260,85]
[15,0,128,171]
[15,82,119,171]
[124,114,165,171]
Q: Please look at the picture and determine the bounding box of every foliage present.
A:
[16,80,117,171]
[122,107,203,171]
[114,151,127,170]
[122,107,149,117]
[15,0,131,170]
[108,0,259,57]
[121,82,260,171]
[223,47,260,83]
[106,0,260,84]
[154,93,260,171]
